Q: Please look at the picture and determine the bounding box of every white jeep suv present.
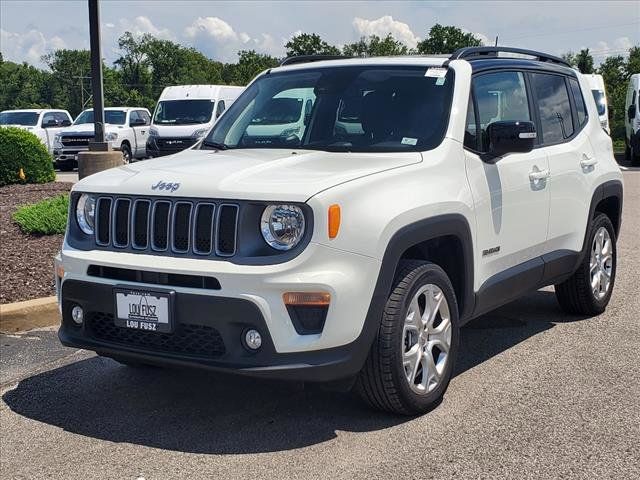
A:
[56,47,623,415]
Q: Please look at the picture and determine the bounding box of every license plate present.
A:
[114,288,174,333]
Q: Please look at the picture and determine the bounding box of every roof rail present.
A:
[450,46,571,68]
[280,55,349,67]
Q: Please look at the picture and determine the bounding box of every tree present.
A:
[417,24,483,54]
[598,55,629,140]
[114,32,152,95]
[0,60,49,111]
[42,49,91,115]
[343,34,410,57]
[285,33,340,57]
[561,51,577,67]
[575,48,594,74]
[222,50,279,85]
[627,46,640,77]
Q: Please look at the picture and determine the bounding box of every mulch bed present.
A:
[1,182,73,304]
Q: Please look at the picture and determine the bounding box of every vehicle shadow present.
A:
[2,289,591,454]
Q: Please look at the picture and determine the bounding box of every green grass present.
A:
[13,194,69,235]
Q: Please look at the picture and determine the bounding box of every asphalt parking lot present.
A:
[1,168,639,480]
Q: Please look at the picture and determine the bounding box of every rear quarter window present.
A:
[569,78,588,127]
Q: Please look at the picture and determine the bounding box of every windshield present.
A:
[0,111,39,126]
[74,110,126,125]
[203,65,454,152]
[153,100,214,125]
[591,90,606,116]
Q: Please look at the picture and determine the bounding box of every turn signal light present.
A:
[328,204,341,239]
[283,292,331,306]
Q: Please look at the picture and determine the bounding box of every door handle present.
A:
[580,153,598,168]
[529,169,550,181]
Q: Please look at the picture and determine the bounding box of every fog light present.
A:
[71,305,84,325]
[244,329,262,350]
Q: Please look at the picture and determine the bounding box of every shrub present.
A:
[0,127,55,186]
[13,194,69,235]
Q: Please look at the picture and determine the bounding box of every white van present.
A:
[625,73,640,166]
[146,85,244,157]
[583,74,609,133]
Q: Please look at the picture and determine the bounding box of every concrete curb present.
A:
[0,296,60,333]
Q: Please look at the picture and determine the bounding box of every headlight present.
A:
[105,132,118,141]
[54,133,63,147]
[76,193,97,235]
[191,128,209,139]
[149,127,159,136]
[260,205,305,251]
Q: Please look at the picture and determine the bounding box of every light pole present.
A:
[88,0,107,150]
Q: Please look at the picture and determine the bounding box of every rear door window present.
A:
[531,73,574,144]
[568,78,588,127]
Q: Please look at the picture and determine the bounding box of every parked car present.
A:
[0,108,73,154]
[146,85,245,157]
[582,73,610,134]
[54,107,152,171]
[625,73,640,166]
[56,47,623,415]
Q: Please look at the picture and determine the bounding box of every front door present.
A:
[463,71,550,295]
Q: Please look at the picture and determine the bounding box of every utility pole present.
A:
[88,0,107,150]
[78,0,121,179]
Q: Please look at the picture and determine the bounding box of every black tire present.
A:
[555,213,617,315]
[632,144,640,167]
[120,143,132,164]
[57,163,74,172]
[354,260,460,415]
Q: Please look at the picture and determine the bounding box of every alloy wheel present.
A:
[402,284,452,394]
[590,226,613,300]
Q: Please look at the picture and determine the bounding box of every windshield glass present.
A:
[74,110,126,125]
[153,100,214,125]
[0,111,39,126]
[203,65,454,152]
[591,90,606,116]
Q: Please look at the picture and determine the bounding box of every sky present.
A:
[1,0,639,68]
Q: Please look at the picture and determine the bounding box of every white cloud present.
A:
[183,16,283,61]
[1,28,67,66]
[581,36,633,61]
[352,15,420,49]
[118,16,174,40]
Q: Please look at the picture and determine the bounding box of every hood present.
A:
[2,124,35,131]
[74,148,422,202]
[151,123,212,137]
[60,124,125,135]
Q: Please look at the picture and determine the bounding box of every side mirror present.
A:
[42,119,58,128]
[486,120,536,159]
[628,105,636,121]
[61,119,72,127]
[130,118,146,126]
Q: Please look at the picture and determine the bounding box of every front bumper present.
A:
[57,242,382,381]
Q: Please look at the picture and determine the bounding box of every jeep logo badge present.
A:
[151,180,180,192]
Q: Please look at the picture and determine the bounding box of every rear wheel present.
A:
[354,261,459,415]
[632,143,640,167]
[555,213,616,315]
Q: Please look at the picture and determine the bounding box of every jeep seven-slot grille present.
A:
[93,196,238,257]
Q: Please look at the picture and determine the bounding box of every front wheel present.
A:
[354,261,460,415]
[555,213,617,315]
[120,143,132,164]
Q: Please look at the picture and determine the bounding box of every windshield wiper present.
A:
[201,140,229,150]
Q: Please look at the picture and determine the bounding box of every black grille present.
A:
[87,312,226,358]
[156,137,197,151]
[194,204,215,254]
[152,201,170,250]
[96,198,112,245]
[61,135,92,147]
[216,205,238,256]
[114,199,130,246]
[172,202,192,252]
[93,196,238,258]
[132,200,150,248]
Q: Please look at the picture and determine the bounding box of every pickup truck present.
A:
[54,107,152,171]
[0,109,73,154]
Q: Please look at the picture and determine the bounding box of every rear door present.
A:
[464,70,550,292]
[534,73,594,255]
